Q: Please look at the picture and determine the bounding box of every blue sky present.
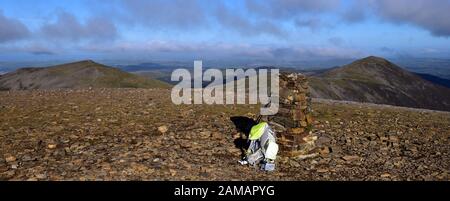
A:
[0,0,449,64]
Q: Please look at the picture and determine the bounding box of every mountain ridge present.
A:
[0,60,171,90]
[309,56,450,111]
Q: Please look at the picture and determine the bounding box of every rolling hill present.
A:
[0,60,171,90]
[309,56,450,111]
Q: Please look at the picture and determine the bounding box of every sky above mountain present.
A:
[0,0,449,63]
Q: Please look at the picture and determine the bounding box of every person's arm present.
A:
[246,140,256,156]
[239,140,256,165]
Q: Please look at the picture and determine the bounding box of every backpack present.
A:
[247,122,279,170]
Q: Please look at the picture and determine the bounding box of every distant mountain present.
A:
[119,61,193,72]
[0,60,171,90]
[414,73,450,88]
[393,58,450,80]
[309,56,450,111]
[121,62,174,72]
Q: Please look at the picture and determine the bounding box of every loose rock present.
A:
[158,125,168,134]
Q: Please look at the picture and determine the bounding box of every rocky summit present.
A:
[0,89,448,181]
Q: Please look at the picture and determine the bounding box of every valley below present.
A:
[0,89,448,181]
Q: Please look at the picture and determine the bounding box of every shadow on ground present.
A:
[230,116,257,158]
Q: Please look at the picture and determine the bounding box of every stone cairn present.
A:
[266,73,317,157]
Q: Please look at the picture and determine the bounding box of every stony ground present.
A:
[0,89,448,181]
